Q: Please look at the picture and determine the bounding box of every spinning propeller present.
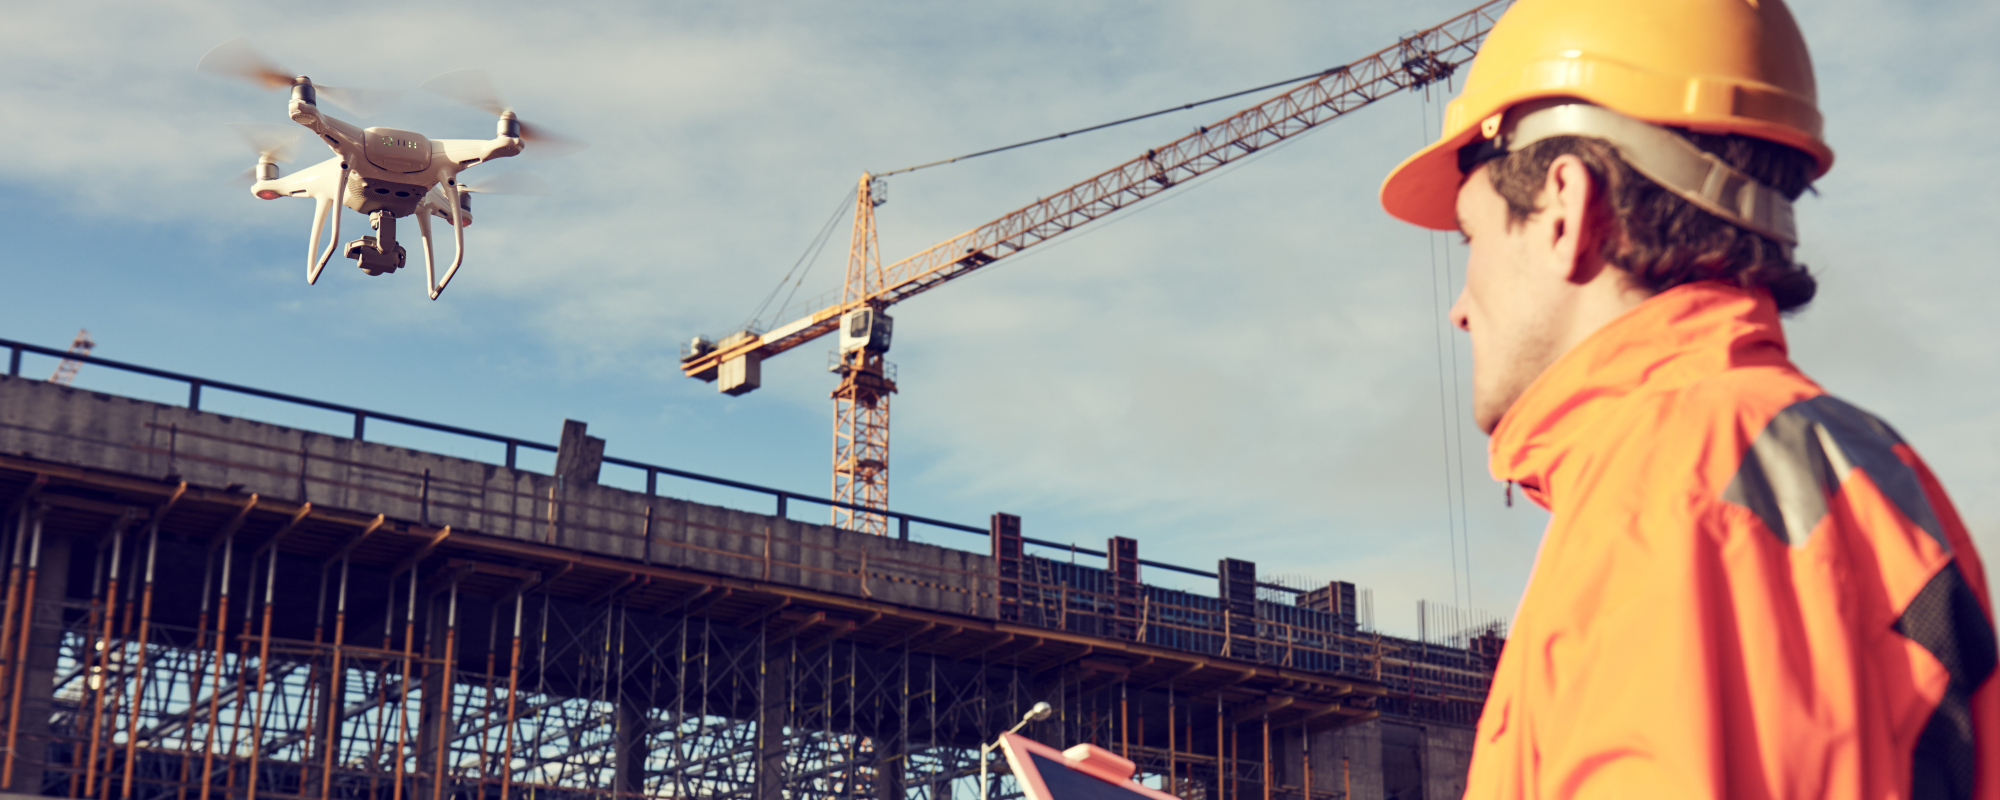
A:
[227,122,300,187]
[462,170,551,196]
[421,69,587,158]
[197,38,402,119]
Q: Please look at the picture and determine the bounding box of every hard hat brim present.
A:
[1380,121,1486,232]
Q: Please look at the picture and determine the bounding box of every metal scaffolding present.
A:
[0,467,1421,800]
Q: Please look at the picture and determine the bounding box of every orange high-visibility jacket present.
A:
[1470,281,1998,799]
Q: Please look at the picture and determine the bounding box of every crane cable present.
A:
[1419,83,1476,615]
[874,65,1362,178]
[742,191,856,334]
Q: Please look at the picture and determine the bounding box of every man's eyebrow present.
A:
[1454,212,1466,232]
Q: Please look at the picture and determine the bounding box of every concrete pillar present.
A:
[1422,725,1474,800]
[753,643,787,800]
[614,697,649,796]
[873,742,904,800]
[7,531,69,794]
[1314,720,1384,800]
[415,592,451,799]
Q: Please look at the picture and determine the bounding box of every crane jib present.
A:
[681,0,1511,379]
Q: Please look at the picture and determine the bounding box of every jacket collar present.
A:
[1487,281,1792,509]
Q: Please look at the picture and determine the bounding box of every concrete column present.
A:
[1314,720,1384,800]
[7,532,69,794]
[873,743,904,800]
[614,697,648,796]
[415,594,448,797]
[753,642,787,800]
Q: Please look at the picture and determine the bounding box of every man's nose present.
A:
[1448,287,1471,332]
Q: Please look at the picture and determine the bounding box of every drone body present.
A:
[204,39,566,299]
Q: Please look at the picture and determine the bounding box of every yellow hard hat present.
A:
[1380,0,1833,232]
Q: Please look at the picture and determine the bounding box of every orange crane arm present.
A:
[684,0,1509,382]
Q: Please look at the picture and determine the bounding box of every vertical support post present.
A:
[1217,696,1226,800]
[1301,720,1312,800]
[499,595,523,800]
[505,442,517,470]
[614,693,647,798]
[353,413,366,441]
[753,631,786,800]
[82,528,126,800]
[1262,715,1272,800]
[322,557,351,800]
[1,511,43,791]
[391,570,417,800]
[244,547,280,800]
[431,582,458,800]
[188,381,202,410]
[0,506,29,791]
[1119,681,1129,759]
[7,346,20,376]
[198,535,235,800]
[1166,682,1176,797]
[119,522,161,799]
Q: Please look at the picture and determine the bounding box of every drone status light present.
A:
[256,189,282,200]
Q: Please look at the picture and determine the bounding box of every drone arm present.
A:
[306,166,350,283]
[416,203,438,297]
[427,181,466,300]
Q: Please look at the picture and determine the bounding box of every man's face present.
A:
[1449,165,1572,434]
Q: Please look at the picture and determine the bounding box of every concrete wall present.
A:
[1307,719,1474,800]
[0,376,993,618]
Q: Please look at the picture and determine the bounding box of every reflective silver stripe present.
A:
[1723,396,1946,550]
[1495,100,1798,248]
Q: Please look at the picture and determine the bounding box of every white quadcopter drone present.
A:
[200,39,572,299]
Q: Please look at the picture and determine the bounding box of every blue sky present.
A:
[3,0,1995,638]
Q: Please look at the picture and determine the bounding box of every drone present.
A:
[199,39,573,299]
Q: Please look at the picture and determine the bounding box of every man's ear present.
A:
[1541,154,1600,284]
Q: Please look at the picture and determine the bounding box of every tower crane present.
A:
[681,0,1510,535]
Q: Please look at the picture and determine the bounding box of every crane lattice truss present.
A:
[682,0,1511,533]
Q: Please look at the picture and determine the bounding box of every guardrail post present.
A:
[187,380,202,410]
[899,515,909,541]
[775,494,787,519]
[505,442,517,469]
[353,413,366,441]
[7,346,19,376]
[646,469,657,497]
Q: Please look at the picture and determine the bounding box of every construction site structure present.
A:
[680,0,1511,533]
[0,339,1501,800]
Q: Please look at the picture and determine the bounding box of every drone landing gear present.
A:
[346,210,408,275]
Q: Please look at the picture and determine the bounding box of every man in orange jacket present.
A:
[1378,0,1996,797]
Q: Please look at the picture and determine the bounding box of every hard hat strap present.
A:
[1464,100,1798,249]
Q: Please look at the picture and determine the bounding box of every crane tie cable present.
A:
[874,65,1351,178]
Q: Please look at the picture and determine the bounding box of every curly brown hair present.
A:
[1484,131,1819,311]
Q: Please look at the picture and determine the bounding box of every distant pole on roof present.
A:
[49,328,95,386]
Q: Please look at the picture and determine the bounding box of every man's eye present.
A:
[1458,233,1471,246]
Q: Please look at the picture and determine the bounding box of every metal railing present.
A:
[2,337,1219,579]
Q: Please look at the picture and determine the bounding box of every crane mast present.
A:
[832,175,895,534]
[682,0,1511,533]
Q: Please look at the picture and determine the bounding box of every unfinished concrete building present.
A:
[0,344,1501,800]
